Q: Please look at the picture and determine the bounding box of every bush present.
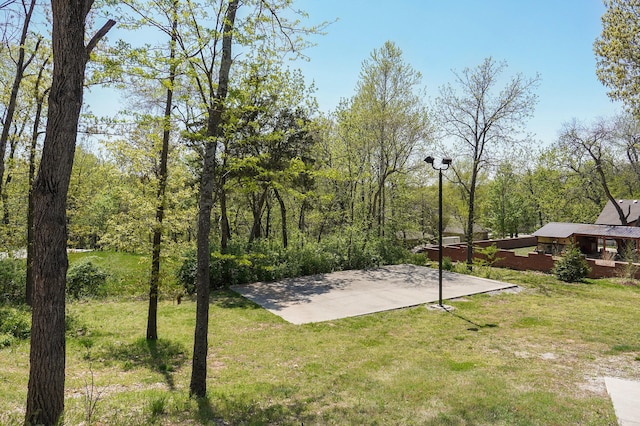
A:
[442,256,453,271]
[285,245,339,277]
[0,258,26,305]
[176,254,198,295]
[474,244,502,267]
[175,236,415,293]
[0,307,31,346]
[66,260,108,299]
[552,246,591,282]
[376,239,410,265]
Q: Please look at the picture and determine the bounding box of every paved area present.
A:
[606,377,640,426]
[231,264,517,324]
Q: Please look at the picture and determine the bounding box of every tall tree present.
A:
[187,0,238,398]
[26,53,50,306]
[482,162,536,238]
[350,41,429,237]
[25,3,114,424]
[556,118,628,223]
[179,0,323,398]
[145,0,179,341]
[91,0,191,338]
[435,57,539,266]
[612,112,640,191]
[594,0,640,117]
[0,0,39,221]
[328,41,429,255]
[225,62,316,247]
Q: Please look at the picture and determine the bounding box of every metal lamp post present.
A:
[425,156,452,307]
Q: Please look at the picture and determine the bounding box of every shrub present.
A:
[376,239,410,265]
[286,245,339,277]
[474,244,503,267]
[66,260,108,299]
[176,253,197,295]
[552,246,591,282]
[0,258,26,305]
[175,236,415,293]
[442,256,453,271]
[0,307,31,346]
[616,243,640,284]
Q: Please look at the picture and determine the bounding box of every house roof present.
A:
[532,222,640,240]
[595,199,640,225]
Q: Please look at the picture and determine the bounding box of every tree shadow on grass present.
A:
[98,337,188,390]
[444,308,499,332]
[212,289,262,310]
[194,396,217,424]
[193,391,309,425]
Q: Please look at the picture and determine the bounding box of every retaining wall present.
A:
[421,243,640,279]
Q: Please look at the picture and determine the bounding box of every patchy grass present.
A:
[1,266,639,424]
[67,251,182,299]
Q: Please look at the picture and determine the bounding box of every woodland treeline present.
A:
[3,0,640,423]
[3,6,640,260]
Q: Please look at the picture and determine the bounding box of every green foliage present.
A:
[552,246,591,282]
[0,258,26,305]
[69,251,154,297]
[66,259,108,299]
[176,237,411,292]
[0,306,31,347]
[474,244,503,267]
[284,243,341,277]
[594,0,640,117]
[0,307,91,343]
[482,162,538,237]
[442,256,453,271]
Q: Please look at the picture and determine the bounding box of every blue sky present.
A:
[86,1,619,147]
[288,0,620,145]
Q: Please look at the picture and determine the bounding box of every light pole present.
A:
[425,156,452,307]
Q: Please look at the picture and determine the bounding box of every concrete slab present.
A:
[605,377,640,426]
[231,264,517,324]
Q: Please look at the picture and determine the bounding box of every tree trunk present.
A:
[147,4,178,341]
[25,4,113,423]
[2,114,30,227]
[273,187,287,248]
[596,160,628,226]
[248,188,268,245]
[265,197,271,239]
[219,167,230,251]
[298,198,307,233]
[26,60,48,307]
[0,0,36,212]
[466,163,479,269]
[190,0,238,399]
[2,128,19,225]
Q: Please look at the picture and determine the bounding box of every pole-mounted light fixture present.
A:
[424,156,452,307]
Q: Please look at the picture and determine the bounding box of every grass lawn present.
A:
[1,263,640,424]
[512,246,538,256]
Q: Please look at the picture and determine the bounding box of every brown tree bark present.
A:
[26,56,49,307]
[190,0,238,399]
[248,188,268,244]
[273,187,288,248]
[0,0,36,211]
[25,2,114,423]
[147,2,178,342]
[219,168,231,251]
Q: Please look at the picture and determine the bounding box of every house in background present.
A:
[532,199,640,258]
[532,222,640,257]
[595,199,640,226]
